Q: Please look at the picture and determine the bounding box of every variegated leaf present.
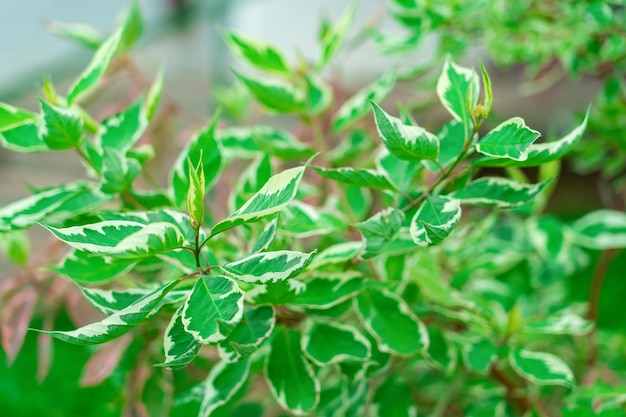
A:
[410,196,462,246]
[571,210,626,250]
[462,338,498,374]
[476,117,541,161]
[145,65,164,120]
[266,326,320,414]
[251,217,278,253]
[355,208,405,259]
[246,279,305,305]
[313,166,396,190]
[355,288,428,356]
[252,126,313,160]
[95,98,147,155]
[376,149,422,191]
[182,275,244,343]
[371,376,417,417]
[229,155,272,212]
[452,177,551,208]
[235,71,305,113]
[302,321,371,366]
[509,348,575,389]
[370,101,439,162]
[53,249,133,284]
[222,250,315,284]
[1,123,48,153]
[99,209,196,246]
[199,358,251,417]
[38,279,180,345]
[47,21,102,49]
[290,273,365,308]
[280,201,345,238]
[211,159,311,237]
[436,57,479,134]
[38,99,84,150]
[81,286,188,316]
[522,313,593,336]
[310,242,362,269]
[158,305,201,370]
[218,305,275,362]
[0,102,36,132]
[218,127,261,159]
[223,30,290,74]
[318,5,355,69]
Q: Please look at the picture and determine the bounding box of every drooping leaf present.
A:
[410,195,462,246]
[476,117,541,161]
[158,305,201,370]
[0,103,37,132]
[571,210,626,250]
[452,177,551,208]
[37,279,180,345]
[66,28,123,104]
[223,30,290,74]
[53,249,133,284]
[171,112,222,208]
[370,101,439,162]
[436,57,479,135]
[355,208,405,259]
[290,273,365,308]
[509,348,575,389]
[222,250,315,284]
[333,71,396,132]
[39,99,84,150]
[318,5,356,69]
[313,166,396,190]
[199,358,251,417]
[302,321,371,366]
[218,305,275,363]
[265,326,320,414]
[234,71,305,114]
[210,159,311,237]
[182,275,244,344]
[371,376,417,417]
[462,338,498,374]
[355,288,428,356]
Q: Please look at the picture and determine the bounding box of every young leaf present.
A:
[53,249,133,284]
[171,112,222,208]
[66,28,123,104]
[509,348,575,389]
[452,177,551,208]
[158,305,201,370]
[301,321,371,366]
[318,5,356,69]
[234,71,305,114]
[355,288,428,356]
[118,0,143,52]
[0,103,37,132]
[480,61,493,114]
[1,123,48,153]
[436,57,479,134]
[47,21,103,50]
[476,117,541,161]
[210,159,311,237]
[410,196,462,246]
[333,71,396,132]
[223,30,290,74]
[187,158,205,229]
[355,208,405,258]
[0,231,30,266]
[145,65,165,120]
[290,273,365,309]
[370,101,439,161]
[371,376,416,417]
[218,305,275,363]
[199,358,251,417]
[222,250,315,284]
[250,217,278,253]
[265,326,320,414]
[313,166,397,191]
[39,99,84,150]
[462,338,498,374]
[37,279,180,345]
[182,275,244,343]
[571,210,626,250]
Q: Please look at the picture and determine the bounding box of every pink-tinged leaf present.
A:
[1,286,38,364]
[81,334,132,386]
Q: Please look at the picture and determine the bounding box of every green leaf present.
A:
[39,99,84,150]
[480,61,493,114]
[313,166,396,190]
[509,348,575,389]
[452,177,551,208]
[280,201,345,238]
[199,358,251,417]
[309,242,362,269]
[410,195,462,246]
[436,57,479,134]
[432,120,465,169]
[302,321,371,366]
[118,0,143,52]
[229,155,272,212]
[476,117,541,161]
[251,126,313,160]
[37,279,180,345]
[355,208,405,259]
[66,28,122,104]
[0,231,30,266]
[375,149,422,192]
[47,21,102,49]
[95,98,147,153]
[522,313,593,336]
[425,326,456,375]
[234,71,304,114]
[305,73,333,115]
[0,182,88,232]
[462,339,498,374]
[145,65,165,120]
[333,71,396,132]
[44,187,112,223]
[53,249,133,284]
[473,108,590,167]
[247,279,304,305]
[100,147,140,194]
[370,101,439,161]
[1,123,48,153]
[571,210,626,250]
[223,30,290,74]
[171,112,222,208]
[211,159,311,237]
[265,326,320,414]
[0,103,37,132]
[222,250,315,284]
[159,305,201,370]
[318,5,356,69]
[81,286,187,315]
[187,158,205,228]
[251,217,278,253]
[218,305,275,363]
[355,288,428,355]
[182,275,244,343]
[371,376,416,417]
[218,127,261,159]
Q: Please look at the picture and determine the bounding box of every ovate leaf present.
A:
[1,123,48,153]
[199,358,251,417]
[302,321,371,366]
[509,348,575,389]
[410,196,462,246]
[571,210,626,250]
[0,103,37,132]
[235,71,305,114]
[159,305,201,370]
[223,30,290,74]
[436,57,479,134]
[476,117,541,161]
[452,177,551,208]
[182,275,244,343]
[39,99,84,150]
[355,288,428,355]
[222,250,315,284]
[266,326,320,414]
[218,305,275,362]
[313,166,396,190]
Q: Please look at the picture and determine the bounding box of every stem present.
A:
[490,365,531,415]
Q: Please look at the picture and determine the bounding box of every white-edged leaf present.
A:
[302,321,371,366]
[37,279,180,345]
[39,99,84,150]
[251,217,278,253]
[80,286,187,316]
[318,5,356,69]
[158,305,201,370]
[355,288,428,356]
[247,279,305,305]
[0,102,37,132]
[310,242,362,269]
[290,273,365,309]
[371,376,417,417]
[452,177,551,208]
[280,201,345,238]
[234,71,305,113]
[476,117,541,161]
[522,313,593,336]
[218,305,275,363]
[571,210,626,250]
[462,338,498,374]
[1,123,49,153]
[53,249,132,284]
[182,275,244,344]
[313,166,397,190]
[509,348,575,389]
[266,326,320,415]
[199,358,251,417]
[355,208,405,259]
[47,21,102,49]
[145,65,164,120]
[375,148,423,191]
[410,196,462,246]
[436,57,479,134]
[222,250,315,284]
[223,30,290,74]
[67,28,122,104]
[370,101,439,161]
